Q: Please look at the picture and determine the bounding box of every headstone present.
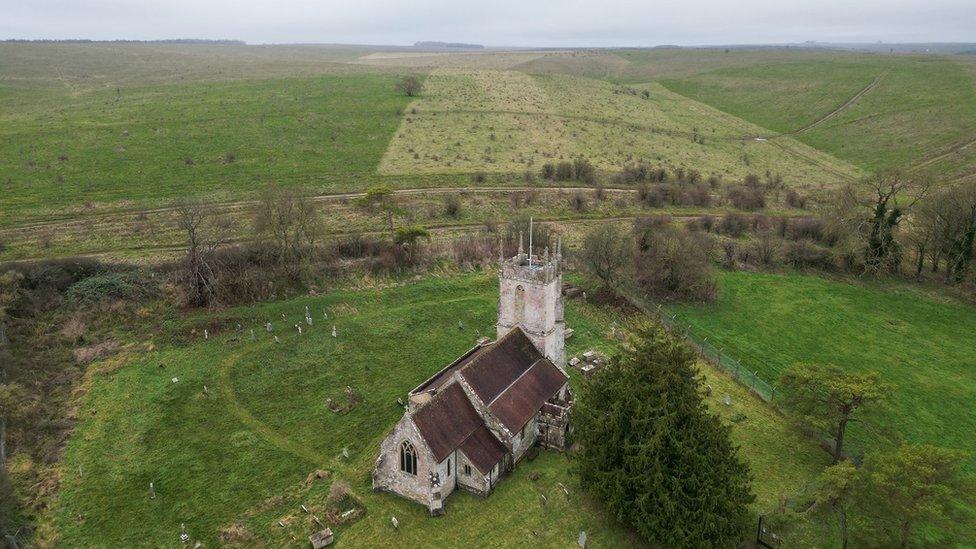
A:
[723,394,732,406]
[274,335,280,343]
[171,377,179,384]
[203,329,208,340]
[180,523,189,544]
[266,322,273,332]
[323,310,328,319]
[296,324,302,335]
[310,528,334,548]
[391,516,399,529]
[342,447,350,459]
[250,329,255,341]
[569,357,580,367]
[457,320,464,330]
[305,305,311,318]
[578,531,587,548]
[149,482,155,499]
[331,326,337,338]
[306,314,313,326]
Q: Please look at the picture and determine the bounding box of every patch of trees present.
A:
[579,217,717,302]
[540,157,595,184]
[574,323,754,546]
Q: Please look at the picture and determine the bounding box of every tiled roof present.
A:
[458,425,507,474]
[460,328,542,404]
[488,359,568,432]
[411,383,483,462]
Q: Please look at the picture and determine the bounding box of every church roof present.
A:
[408,327,568,464]
[459,424,507,474]
[411,382,484,463]
[459,328,544,404]
[488,359,568,433]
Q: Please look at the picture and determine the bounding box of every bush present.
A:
[785,240,833,269]
[790,217,826,242]
[555,161,574,181]
[471,171,487,183]
[443,194,462,218]
[65,271,157,305]
[785,189,807,209]
[573,157,596,183]
[541,163,556,180]
[570,192,589,212]
[395,75,423,96]
[727,185,766,210]
[717,213,749,237]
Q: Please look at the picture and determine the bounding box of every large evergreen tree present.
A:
[574,323,754,546]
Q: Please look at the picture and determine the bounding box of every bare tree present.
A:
[173,198,231,307]
[395,75,423,97]
[580,223,631,288]
[254,184,322,274]
[862,170,932,273]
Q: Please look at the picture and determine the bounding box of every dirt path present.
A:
[0,185,639,234]
[216,350,328,466]
[789,72,886,135]
[910,137,976,172]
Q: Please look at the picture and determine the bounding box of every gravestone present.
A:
[309,528,334,548]
[723,394,732,406]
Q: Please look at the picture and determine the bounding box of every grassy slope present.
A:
[661,56,976,175]
[54,272,824,546]
[670,271,976,473]
[380,69,861,186]
[0,74,411,221]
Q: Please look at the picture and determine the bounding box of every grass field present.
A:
[670,271,976,473]
[0,73,412,221]
[662,56,976,177]
[380,69,862,185]
[52,272,825,546]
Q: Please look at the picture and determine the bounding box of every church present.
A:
[372,238,574,515]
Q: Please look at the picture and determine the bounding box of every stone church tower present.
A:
[496,232,566,367]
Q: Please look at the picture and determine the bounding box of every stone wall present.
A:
[512,414,539,463]
[496,257,566,367]
[372,415,436,509]
[456,449,493,497]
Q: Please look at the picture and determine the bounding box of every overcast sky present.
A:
[3,0,974,47]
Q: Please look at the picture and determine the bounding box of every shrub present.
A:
[686,215,715,233]
[790,217,826,242]
[555,161,574,181]
[471,171,487,183]
[717,213,749,237]
[686,184,712,207]
[720,241,737,269]
[65,271,157,304]
[785,189,807,209]
[570,192,589,212]
[541,163,556,180]
[785,240,832,269]
[727,185,766,210]
[751,233,781,266]
[523,170,536,184]
[443,194,462,218]
[573,157,596,183]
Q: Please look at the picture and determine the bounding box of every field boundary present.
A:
[615,285,779,402]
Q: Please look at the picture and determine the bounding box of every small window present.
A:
[519,425,525,440]
[464,464,472,476]
[447,458,452,477]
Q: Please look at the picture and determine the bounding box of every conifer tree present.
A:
[574,323,754,547]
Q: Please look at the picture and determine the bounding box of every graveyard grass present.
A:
[54,272,827,547]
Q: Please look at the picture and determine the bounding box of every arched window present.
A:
[400,441,418,475]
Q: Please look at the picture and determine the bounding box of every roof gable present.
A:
[458,425,507,474]
[411,382,483,462]
[460,328,543,404]
[488,359,568,432]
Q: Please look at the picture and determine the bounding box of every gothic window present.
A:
[464,464,472,476]
[514,285,525,325]
[447,458,452,477]
[399,441,418,475]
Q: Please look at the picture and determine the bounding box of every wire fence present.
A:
[616,285,779,403]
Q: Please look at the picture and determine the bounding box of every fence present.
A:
[616,285,778,403]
